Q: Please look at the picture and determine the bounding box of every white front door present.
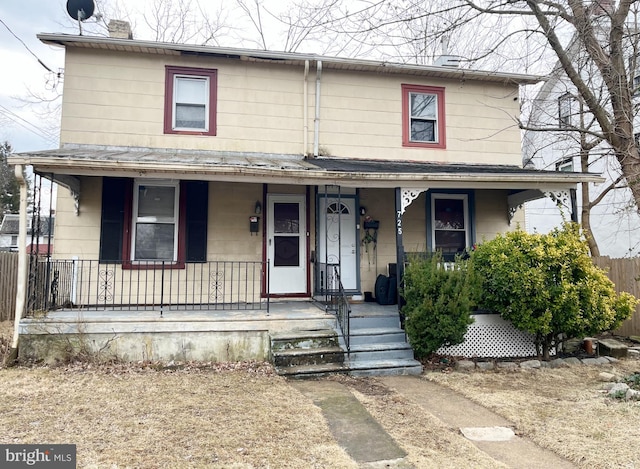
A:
[267,194,307,295]
[318,197,358,291]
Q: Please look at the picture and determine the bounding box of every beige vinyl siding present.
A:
[208,182,263,261]
[475,190,521,242]
[53,176,102,259]
[60,47,523,166]
[60,49,306,154]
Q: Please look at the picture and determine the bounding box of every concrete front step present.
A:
[272,346,345,367]
[276,359,422,378]
[348,342,415,361]
[279,359,423,378]
[347,359,423,377]
[276,362,349,377]
[348,327,407,346]
[349,315,401,330]
[270,329,339,352]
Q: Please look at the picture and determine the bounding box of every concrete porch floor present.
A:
[17,300,400,363]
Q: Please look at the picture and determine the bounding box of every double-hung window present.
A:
[402,84,446,149]
[132,180,179,261]
[556,158,574,172]
[99,177,209,267]
[558,93,572,128]
[429,193,471,260]
[164,66,217,135]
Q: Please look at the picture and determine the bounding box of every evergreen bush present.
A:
[402,252,474,359]
[470,223,637,359]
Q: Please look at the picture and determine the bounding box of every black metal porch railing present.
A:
[26,258,269,315]
[321,263,351,352]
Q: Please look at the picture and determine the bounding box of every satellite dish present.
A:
[66,0,95,35]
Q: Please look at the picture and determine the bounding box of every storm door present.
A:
[267,194,307,294]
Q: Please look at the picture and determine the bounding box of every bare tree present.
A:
[295,0,640,252]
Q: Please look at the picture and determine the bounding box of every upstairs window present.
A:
[556,158,574,172]
[558,93,572,128]
[402,84,446,149]
[164,66,217,136]
[634,74,640,97]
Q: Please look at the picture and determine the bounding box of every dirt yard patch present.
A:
[426,361,640,468]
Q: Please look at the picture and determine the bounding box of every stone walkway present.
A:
[292,375,577,468]
[382,376,577,469]
[291,380,411,468]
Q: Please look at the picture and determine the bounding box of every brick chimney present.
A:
[108,20,133,39]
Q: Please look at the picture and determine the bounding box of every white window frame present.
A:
[409,91,439,144]
[172,75,210,132]
[431,193,470,252]
[131,179,180,262]
[558,93,572,128]
[556,159,574,172]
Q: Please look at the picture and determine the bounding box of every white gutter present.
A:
[9,165,28,360]
[313,60,322,158]
[303,60,309,157]
[10,158,604,188]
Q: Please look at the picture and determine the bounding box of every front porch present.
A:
[19,300,411,364]
[18,300,339,363]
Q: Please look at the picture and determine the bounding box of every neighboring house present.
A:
[523,68,640,258]
[8,23,596,368]
[522,15,640,258]
[0,213,54,254]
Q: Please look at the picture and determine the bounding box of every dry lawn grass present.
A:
[3,318,640,468]
[427,361,640,469]
[0,364,356,468]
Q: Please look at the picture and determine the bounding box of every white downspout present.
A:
[313,60,322,158]
[303,60,309,157]
[9,164,28,360]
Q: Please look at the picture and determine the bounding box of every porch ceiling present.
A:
[11,145,602,191]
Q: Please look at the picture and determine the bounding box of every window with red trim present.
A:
[402,84,446,149]
[164,66,217,136]
[99,177,208,268]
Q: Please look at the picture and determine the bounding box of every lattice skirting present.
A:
[437,314,538,358]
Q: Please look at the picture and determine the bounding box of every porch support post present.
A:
[570,188,578,223]
[394,188,404,318]
[8,164,28,363]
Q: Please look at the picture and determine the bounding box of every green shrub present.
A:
[401,252,474,359]
[470,223,637,359]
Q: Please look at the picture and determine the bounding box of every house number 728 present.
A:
[396,210,402,235]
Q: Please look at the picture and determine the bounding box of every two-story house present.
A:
[523,61,640,259]
[8,23,598,371]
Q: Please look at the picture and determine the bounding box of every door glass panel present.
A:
[434,231,465,253]
[274,236,300,266]
[138,186,175,220]
[274,203,299,233]
[434,199,464,229]
[135,223,175,260]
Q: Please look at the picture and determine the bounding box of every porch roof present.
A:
[10,145,602,192]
